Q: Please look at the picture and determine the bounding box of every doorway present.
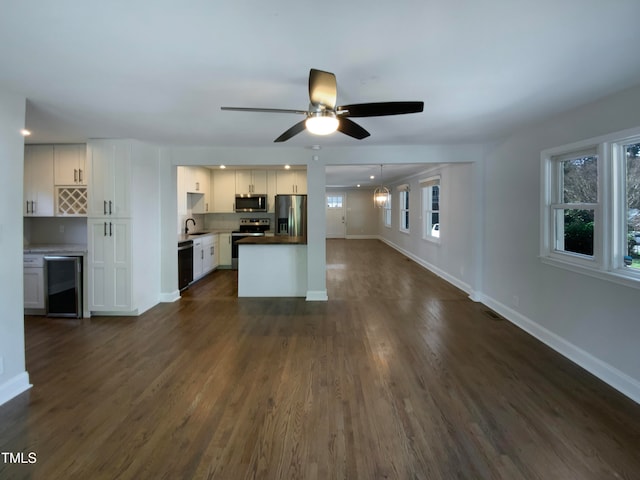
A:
[326,193,346,238]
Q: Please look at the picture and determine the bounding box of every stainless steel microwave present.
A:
[235,194,267,212]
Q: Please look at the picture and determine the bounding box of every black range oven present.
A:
[231,218,270,269]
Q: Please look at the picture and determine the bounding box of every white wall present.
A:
[345,189,378,238]
[480,83,640,403]
[131,141,162,314]
[378,163,476,295]
[0,89,31,406]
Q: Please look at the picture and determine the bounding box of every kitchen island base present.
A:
[238,243,307,297]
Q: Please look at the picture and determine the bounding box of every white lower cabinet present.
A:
[193,234,216,282]
[218,233,232,267]
[193,238,204,280]
[24,255,45,310]
[88,218,132,312]
[203,235,215,273]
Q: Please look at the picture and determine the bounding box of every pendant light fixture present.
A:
[373,164,390,208]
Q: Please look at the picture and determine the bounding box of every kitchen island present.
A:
[236,236,307,297]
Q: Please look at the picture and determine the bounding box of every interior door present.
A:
[326,193,346,238]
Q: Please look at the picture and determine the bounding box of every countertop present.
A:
[178,230,233,243]
[235,236,307,245]
[24,244,88,254]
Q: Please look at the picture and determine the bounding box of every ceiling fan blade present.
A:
[274,119,307,142]
[338,101,424,117]
[309,69,337,108]
[338,118,370,140]
[221,107,308,115]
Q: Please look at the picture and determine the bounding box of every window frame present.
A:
[540,126,640,289]
[398,186,410,233]
[421,176,441,242]
[383,192,392,228]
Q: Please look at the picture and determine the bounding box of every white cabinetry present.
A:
[193,238,204,280]
[178,166,210,214]
[212,169,236,213]
[86,139,158,315]
[87,140,131,218]
[235,169,267,194]
[203,235,215,273]
[213,235,220,269]
[276,169,307,194]
[87,218,132,311]
[24,145,54,216]
[218,233,232,267]
[193,234,216,281]
[54,144,86,185]
[23,255,45,310]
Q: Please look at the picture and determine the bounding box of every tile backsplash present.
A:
[24,217,88,246]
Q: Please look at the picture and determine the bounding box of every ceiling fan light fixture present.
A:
[305,111,338,136]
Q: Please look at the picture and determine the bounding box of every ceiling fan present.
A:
[221,69,424,142]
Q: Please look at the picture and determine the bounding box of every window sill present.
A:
[540,256,640,290]
[423,236,440,245]
[399,229,410,235]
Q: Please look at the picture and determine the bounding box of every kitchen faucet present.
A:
[184,218,196,234]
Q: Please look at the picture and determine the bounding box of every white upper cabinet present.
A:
[179,166,211,213]
[87,140,131,218]
[276,169,307,194]
[235,169,267,194]
[54,144,86,185]
[212,168,236,213]
[24,145,55,216]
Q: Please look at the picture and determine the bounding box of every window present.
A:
[399,186,410,232]
[421,177,440,240]
[541,127,640,288]
[326,195,343,208]
[384,193,392,227]
[551,151,598,258]
[623,142,640,271]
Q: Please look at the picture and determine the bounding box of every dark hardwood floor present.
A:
[2,239,640,479]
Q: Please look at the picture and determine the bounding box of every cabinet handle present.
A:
[32,201,36,213]
[74,169,78,183]
[104,222,107,236]
[196,181,200,192]
[109,201,113,215]
[26,201,30,214]
[110,222,113,237]
[201,250,204,260]
[104,201,107,215]
[78,169,83,183]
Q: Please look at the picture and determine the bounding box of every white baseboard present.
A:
[345,235,379,240]
[481,295,640,405]
[378,236,640,405]
[0,372,32,407]
[159,290,181,303]
[306,290,328,301]
[379,237,473,296]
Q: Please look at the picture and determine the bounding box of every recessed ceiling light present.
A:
[357,184,361,188]
[370,175,375,180]
[220,165,226,169]
[284,164,291,170]
[20,129,31,136]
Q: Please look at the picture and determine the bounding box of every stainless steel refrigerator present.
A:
[274,194,307,237]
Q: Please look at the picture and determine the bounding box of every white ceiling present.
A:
[2,1,640,186]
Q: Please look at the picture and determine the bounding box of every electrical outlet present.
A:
[512,295,520,308]
[59,225,65,233]
[0,356,4,375]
